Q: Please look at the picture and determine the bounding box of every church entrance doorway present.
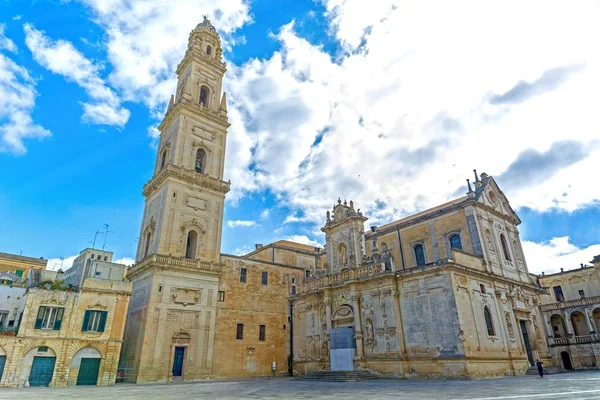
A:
[172,347,185,377]
[519,320,534,367]
[561,351,573,370]
[330,304,356,371]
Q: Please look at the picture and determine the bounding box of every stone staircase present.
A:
[296,370,388,382]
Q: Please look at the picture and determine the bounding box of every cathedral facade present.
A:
[120,20,555,382]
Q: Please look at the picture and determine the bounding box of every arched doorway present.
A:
[21,346,56,387]
[70,347,102,386]
[0,345,6,383]
[593,308,600,333]
[330,305,355,371]
[571,311,590,336]
[550,314,568,338]
[561,351,573,370]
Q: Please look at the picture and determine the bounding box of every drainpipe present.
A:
[397,229,406,270]
[288,301,294,376]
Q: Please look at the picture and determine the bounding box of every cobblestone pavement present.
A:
[2,371,600,400]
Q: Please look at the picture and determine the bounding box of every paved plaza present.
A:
[1,371,600,400]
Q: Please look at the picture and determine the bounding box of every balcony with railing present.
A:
[548,334,600,346]
[301,263,389,293]
[540,295,600,312]
[128,254,224,279]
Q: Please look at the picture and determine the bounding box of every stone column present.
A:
[392,290,407,357]
[351,293,364,361]
[564,311,575,337]
[584,308,596,334]
[324,291,333,333]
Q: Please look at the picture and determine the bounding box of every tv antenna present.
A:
[89,230,103,249]
[101,223,115,251]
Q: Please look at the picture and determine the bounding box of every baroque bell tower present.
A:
[122,18,230,383]
[136,16,230,263]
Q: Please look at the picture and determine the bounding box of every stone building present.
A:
[0,251,47,280]
[0,278,131,387]
[120,19,566,382]
[291,174,552,378]
[64,248,125,288]
[538,256,600,370]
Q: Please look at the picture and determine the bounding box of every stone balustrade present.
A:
[143,164,231,196]
[548,334,600,346]
[540,295,600,312]
[132,253,224,276]
[302,263,387,292]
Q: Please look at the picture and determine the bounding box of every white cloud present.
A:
[0,46,51,154]
[46,255,77,271]
[522,236,600,275]
[71,0,251,116]
[283,211,312,224]
[260,209,270,219]
[282,235,322,247]
[226,220,258,228]
[220,0,600,229]
[23,23,130,127]
[12,15,22,21]
[114,257,135,266]
[233,245,254,256]
[0,24,17,53]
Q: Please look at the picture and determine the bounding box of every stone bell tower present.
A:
[322,199,368,274]
[122,18,229,383]
[135,16,230,263]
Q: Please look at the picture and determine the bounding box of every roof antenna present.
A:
[101,224,115,251]
[89,230,103,249]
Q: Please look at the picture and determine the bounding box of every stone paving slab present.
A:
[1,371,600,400]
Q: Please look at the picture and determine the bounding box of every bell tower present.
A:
[136,16,230,263]
[122,19,229,383]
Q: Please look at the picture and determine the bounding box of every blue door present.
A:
[172,347,184,377]
[0,356,6,382]
[29,357,56,387]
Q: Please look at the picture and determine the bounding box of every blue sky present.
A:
[0,0,599,273]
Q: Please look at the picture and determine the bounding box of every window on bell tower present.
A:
[185,230,198,259]
[200,86,209,107]
[160,149,167,170]
[206,45,212,56]
[195,149,206,173]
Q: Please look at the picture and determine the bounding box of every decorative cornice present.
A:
[143,164,230,197]
[540,295,600,312]
[159,97,229,131]
[127,254,224,280]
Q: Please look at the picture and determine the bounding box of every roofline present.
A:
[220,253,309,271]
[538,265,597,279]
[0,252,48,266]
[242,242,324,258]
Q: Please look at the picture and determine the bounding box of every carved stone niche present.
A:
[173,332,191,345]
[171,287,202,306]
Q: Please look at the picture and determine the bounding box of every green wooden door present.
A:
[0,356,6,382]
[29,357,56,387]
[77,358,101,386]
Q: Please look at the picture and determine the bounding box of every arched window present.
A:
[195,149,206,173]
[160,149,167,170]
[143,232,152,258]
[185,230,198,259]
[500,233,511,261]
[484,306,495,336]
[449,234,462,251]
[199,86,209,107]
[414,244,425,266]
[206,45,212,56]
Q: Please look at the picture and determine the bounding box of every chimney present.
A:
[560,268,564,273]
[255,244,263,250]
[581,263,585,269]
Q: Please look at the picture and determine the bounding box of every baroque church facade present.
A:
[120,19,554,382]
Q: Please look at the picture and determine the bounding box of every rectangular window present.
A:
[240,268,247,283]
[236,323,244,340]
[0,312,8,327]
[158,285,163,293]
[261,271,268,285]
[553,286,565,301]
[35,306,64,330]
[104,256,108,261]
[91,254,95,259]
[259,324,266,342]
[291,285,296,295]
[218,291,225,302]
[305,270,310,279]
[15,269,24,278]
[579,289,585,299]
[292,277,296,284]
[82,310,108,332]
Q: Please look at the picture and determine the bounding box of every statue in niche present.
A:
[339,244,348,265]
[380,242,393,271]
[366,319,375,342]
[506,313,514,337]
